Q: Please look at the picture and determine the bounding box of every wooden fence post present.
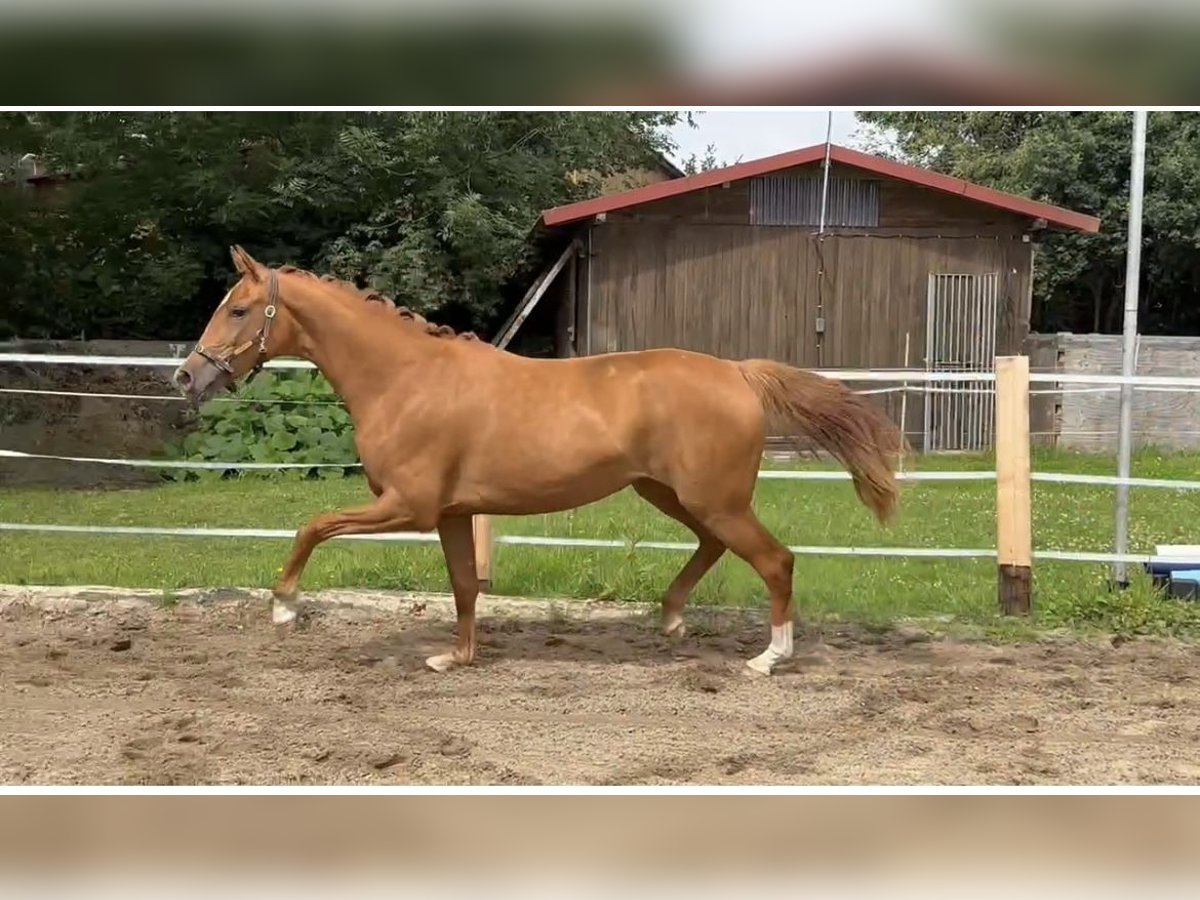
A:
[473,514,494,593]
[995,355,1033,615]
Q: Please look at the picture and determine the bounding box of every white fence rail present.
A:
[4,446,1200,491]
[5,351,1200,388]
[4,351,1200,587]
[0,522,1160,566]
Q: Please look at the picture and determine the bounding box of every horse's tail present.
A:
[737,359,906,525]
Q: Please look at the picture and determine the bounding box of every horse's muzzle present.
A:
[173,356,228,405]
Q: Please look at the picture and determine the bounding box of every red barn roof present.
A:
[541,143,1101,234]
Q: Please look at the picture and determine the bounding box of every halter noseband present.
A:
[193,268,279,381]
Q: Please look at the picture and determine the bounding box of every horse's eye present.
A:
[229,307,248,319]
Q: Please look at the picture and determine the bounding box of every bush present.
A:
[162,370,359,480]
[1038,574,1200,640]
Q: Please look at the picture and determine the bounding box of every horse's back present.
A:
[546,346,768,484]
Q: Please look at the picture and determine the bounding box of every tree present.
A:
[855,111,1200,336]
[679,142,730,175]
[0,111,684,340]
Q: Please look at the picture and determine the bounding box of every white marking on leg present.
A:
[746,621,793,675]
[272,597,297,625]
[425,653,457,673]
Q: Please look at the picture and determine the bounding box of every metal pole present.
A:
[898,332,911,472]
[818,110,833,233]
[1113,109,1148,588]
[815,110,834,368]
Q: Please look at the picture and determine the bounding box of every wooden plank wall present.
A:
[877,179,1038,232]
[604,162,1034,236]
[586,222,1033,448]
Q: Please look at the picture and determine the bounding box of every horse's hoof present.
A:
[425,653,458,673]
[745,656,774,676]
[663,615,686,638]
[272,599,298,626]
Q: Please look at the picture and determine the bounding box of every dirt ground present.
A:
[3,587,1200,786]
[0,358,192,489]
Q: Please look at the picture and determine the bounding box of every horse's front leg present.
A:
[271,491,425,625]
[425,514,479,673]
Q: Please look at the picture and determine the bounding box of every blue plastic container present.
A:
[1169,569,1200,601]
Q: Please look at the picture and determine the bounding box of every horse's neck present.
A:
[281,280,427,417]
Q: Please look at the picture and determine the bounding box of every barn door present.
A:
[923,272,1000,452]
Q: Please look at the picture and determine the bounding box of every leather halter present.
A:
[192,268,279,382]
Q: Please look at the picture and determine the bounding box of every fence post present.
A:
[995,355,1033,615]
[473,514,494,592]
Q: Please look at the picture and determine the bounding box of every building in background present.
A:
[519,143,1099,452]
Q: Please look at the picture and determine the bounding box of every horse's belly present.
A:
[454,444,636,516]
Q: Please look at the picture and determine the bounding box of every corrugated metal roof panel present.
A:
[749,175,879,227]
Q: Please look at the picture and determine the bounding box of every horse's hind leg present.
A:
[689,507,796,676]
[633,479,726,636]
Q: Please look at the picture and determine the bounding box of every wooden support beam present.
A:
[564,249,578,357]
[493,239,578,351]
[474,239,580,588]
[995,355,1033,616]
[473,514,494,593]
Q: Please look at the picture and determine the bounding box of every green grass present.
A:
[2,447,1199,639]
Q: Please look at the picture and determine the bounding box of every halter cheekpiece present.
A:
[192,268,279,381]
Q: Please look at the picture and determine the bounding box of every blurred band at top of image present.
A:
[1,0,1199,104]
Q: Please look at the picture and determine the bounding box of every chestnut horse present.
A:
[174,246,904,676]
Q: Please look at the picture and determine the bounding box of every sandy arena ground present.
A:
[2,586,1199,786]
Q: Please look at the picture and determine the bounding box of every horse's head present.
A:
[174,245,283,404]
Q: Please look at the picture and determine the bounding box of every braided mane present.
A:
[276,265,484,343]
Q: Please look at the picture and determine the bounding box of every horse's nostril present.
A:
[174,367,193,389]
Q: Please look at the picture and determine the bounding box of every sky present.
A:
[663,110,876,169]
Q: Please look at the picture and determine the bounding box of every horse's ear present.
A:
[230,244,263,283]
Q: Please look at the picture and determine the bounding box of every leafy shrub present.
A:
[162,370,359,480]
[1038,573,1200,640]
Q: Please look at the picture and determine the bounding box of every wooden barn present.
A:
[506,143,1100,452]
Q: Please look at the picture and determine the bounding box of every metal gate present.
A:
[923,272,1000,452]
